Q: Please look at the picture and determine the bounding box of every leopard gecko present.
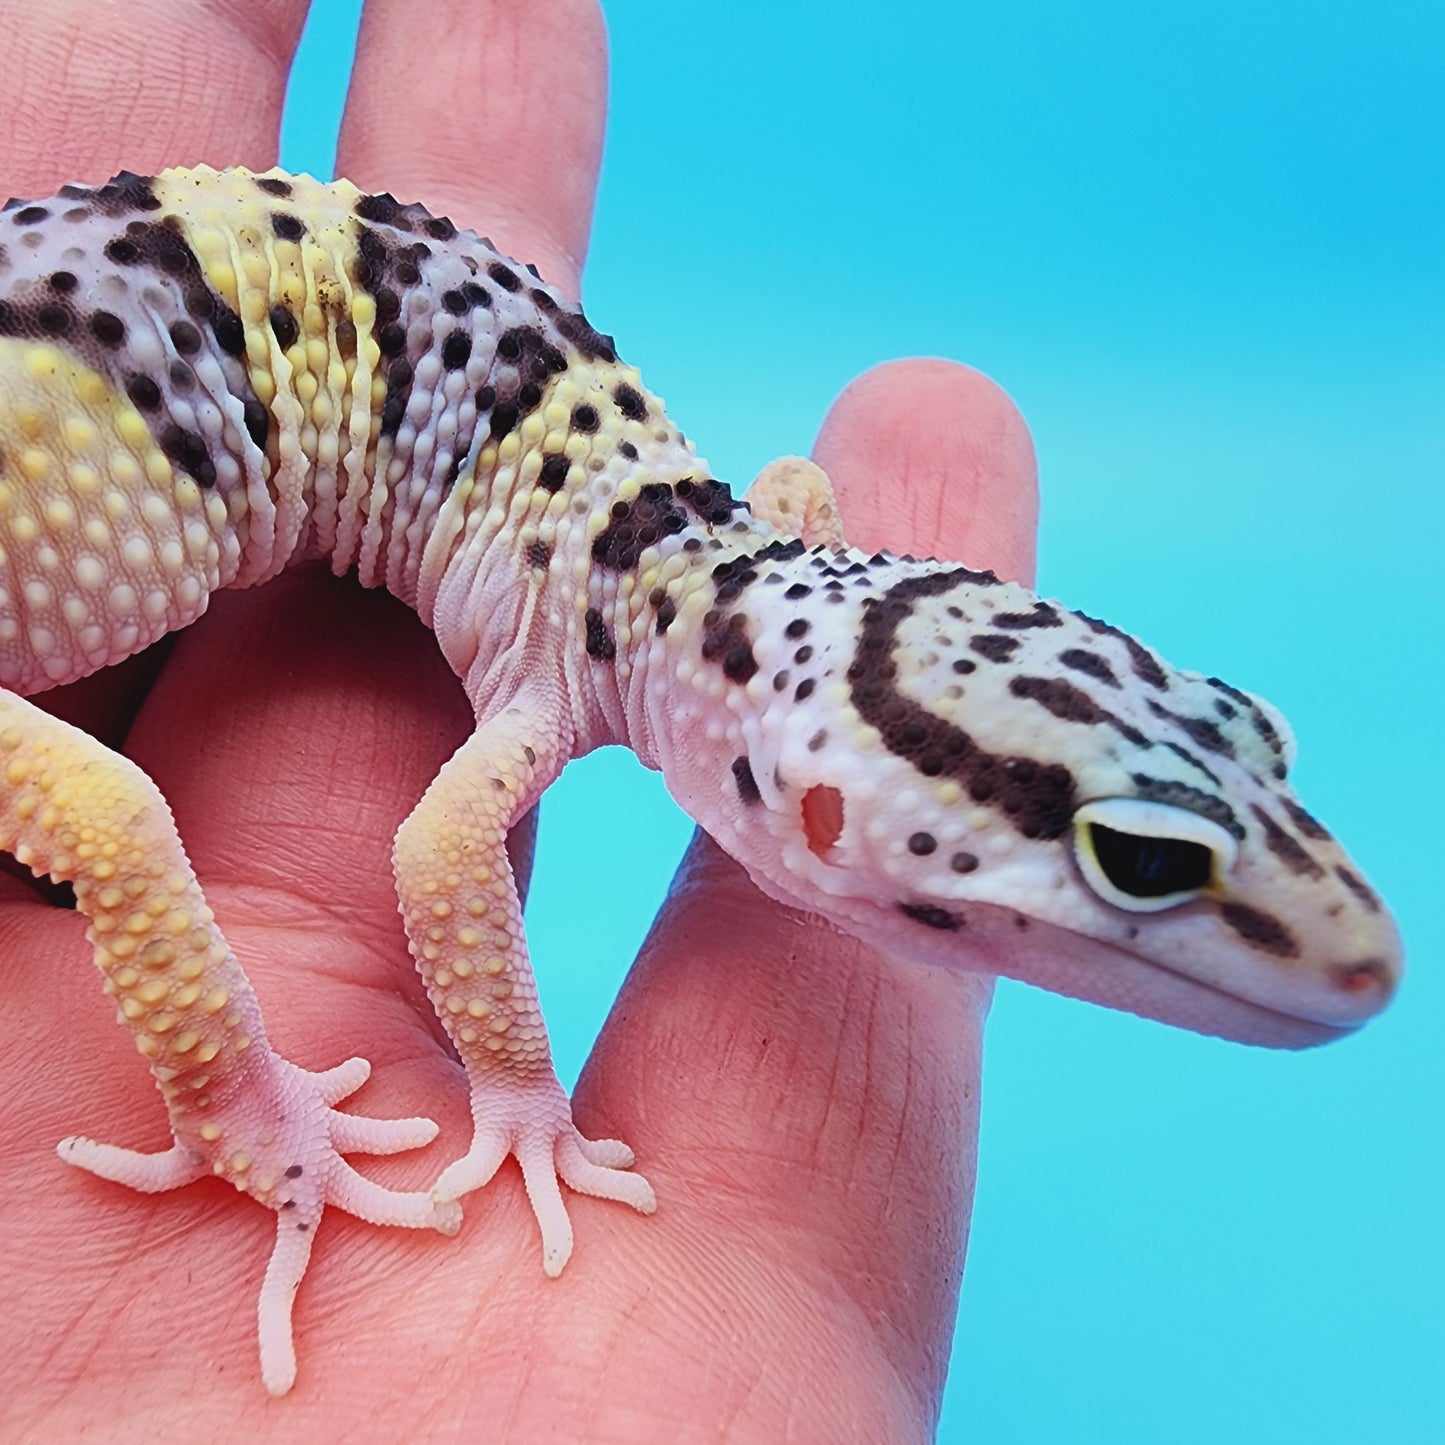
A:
[0,167,1403,1394]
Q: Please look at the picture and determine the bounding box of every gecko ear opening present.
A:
[802,785,845,860]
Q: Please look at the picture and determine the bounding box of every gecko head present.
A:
[709,554,1403,1048]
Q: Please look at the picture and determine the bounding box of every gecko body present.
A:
[0,167,1402,1393]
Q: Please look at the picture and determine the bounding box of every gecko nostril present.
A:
[1332,958,1395,996]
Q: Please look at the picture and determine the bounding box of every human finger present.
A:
[337,0,608,295]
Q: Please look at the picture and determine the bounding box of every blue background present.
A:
[283,3,1440,1440]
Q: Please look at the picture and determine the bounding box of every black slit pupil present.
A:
[1089,823,1212,897]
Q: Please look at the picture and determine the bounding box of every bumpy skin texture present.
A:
[0,166,1403,1395]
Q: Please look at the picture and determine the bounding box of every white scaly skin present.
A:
[0,166,1402,1392]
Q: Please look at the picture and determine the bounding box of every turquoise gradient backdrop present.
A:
[282,4,1440,1440]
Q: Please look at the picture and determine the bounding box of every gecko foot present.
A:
[432,1075,655,1277]
[59,1051,459,1395]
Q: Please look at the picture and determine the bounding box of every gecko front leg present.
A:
[394,689,655,1275]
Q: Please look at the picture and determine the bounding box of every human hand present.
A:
[0,0,1037,1437]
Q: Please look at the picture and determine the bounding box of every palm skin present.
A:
[0,0,1037,1437]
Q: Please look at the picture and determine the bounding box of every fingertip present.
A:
[812,358,1039,585]
[337,0,608,294]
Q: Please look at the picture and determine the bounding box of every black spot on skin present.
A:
[243,398,270,449]
[297,1222,309,1233]
[377,321,407,356]
[995,601,1062,629]
[169,360,195,391]
[48,270,77,293]
[12,204,49,224]
[731,756,762,806]
[169,319,202,355]
[442,330,472,370]
[950,851,979,874]
[356,192,404,225]
[125,374,161,411]
[284,1164,303,1179]
[160,423,216,487]
[772,670,790,692]
[393,258,421,287]
[270,212,306,242]
[256,176,293,197]
[1059,647,1120,688]
[725,644,759,683]
[619,441,638,460]
[538,455,569,492]
[808,729,827,752]
[424,215,458,241]
[1335,865,1381,913]
[794,645,813,664]
[442,289,469,315]
[785,583,811,601]
[487,260,521,291]
[183,286,214,320]
[613,383,647,421]
[90,310,126,346]
[488,399,520,439]
[584,607,616,661]
[37,302,72,335]
[1251,805,1325,879]
[1282,797,1331,842]
[1129,774,1243,840]
[794,678,816,701]
[87,169,158,213]
[474,384,496,412]
[951,658,976,675]
[1147,700,1235,759]
[104,236,139,265]
[655,596,677,634]
[553,308,617,362]
[1076,612,1170,689]
[971,634,1019,663]
[524,746,536,766]
[785,618,810,639]
[281,1199,296,1209]
[569,403,599,433]
[590,484,692,571]
[373,285,401,325]
[380,357,413,437]
[908,832,936,856]
[530,287,559,313]
[212,305,245,357]
[899,902,961,931]
[851,570,1077,840]
[675,477,740,526]
[269,303,298,351]
[1218,901,1299,958]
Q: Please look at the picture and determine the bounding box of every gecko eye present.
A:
[1072,798,1238,913]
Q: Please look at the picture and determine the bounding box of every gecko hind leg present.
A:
[0,691,457,1395]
